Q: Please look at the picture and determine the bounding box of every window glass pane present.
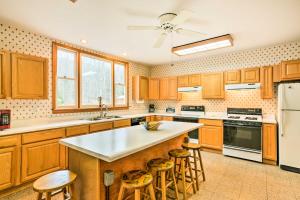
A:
[57,48,76,78]
[56,79,76,107]
[81,55,112,106]
[114,63,126,106]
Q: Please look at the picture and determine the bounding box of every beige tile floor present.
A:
[1,151,300,200]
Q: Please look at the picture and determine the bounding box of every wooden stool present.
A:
[168,149,196,200]
[182,143,206,191]
[33,170,77,200]
[147,158,179,200]
[117,170,156,200]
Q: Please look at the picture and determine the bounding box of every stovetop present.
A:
[226,108,262,122]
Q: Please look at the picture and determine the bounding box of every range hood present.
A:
[178,86,202,92]
[225,83,261,90]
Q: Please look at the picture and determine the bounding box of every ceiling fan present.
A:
[127,10,206,48]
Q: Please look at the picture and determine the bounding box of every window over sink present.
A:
[52,43,128,113]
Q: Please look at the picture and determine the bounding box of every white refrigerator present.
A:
[278,83,300,173]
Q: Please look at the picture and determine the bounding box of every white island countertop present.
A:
[60,121,202,162]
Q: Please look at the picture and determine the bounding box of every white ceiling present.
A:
[0,0,300,65]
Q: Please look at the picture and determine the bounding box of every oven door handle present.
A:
[224,124,262,128]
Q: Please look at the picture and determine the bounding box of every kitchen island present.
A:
[60,121,201,200]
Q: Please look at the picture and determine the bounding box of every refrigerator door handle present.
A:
[281,111,285,137]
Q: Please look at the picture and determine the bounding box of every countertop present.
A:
[0,112,277,137]
[59,121,201,162]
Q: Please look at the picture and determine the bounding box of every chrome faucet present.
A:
[98,96,106,118]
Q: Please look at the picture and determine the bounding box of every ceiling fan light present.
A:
[172,34,233,56]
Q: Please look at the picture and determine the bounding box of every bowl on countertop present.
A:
[140,121,161,131]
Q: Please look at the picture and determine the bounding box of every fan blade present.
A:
[153,33,167,48]
[176,28,206,37]
[127,26,160,30]
[171,10,194,25]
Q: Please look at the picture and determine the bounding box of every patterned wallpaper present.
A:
[150,40,300,115]
[0,23,150,120]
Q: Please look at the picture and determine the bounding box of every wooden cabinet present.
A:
[66,125,89,137]
[159,77,178,100]
[113,119,131,128]
[224,70,241,84]
[0,51,10,98]
[11,53,48,99]
[202,73,224,99]
[21,128,65,183]
[178,74,201,87]
[162,116,173,121]
[0,135,21,190]
[241,67,260,83]
[177,75,189,87]
[280,60,300,81]
[263,124,277,163]
[199,119,223,150]
[90,122,113,133]
[132,76,148,101]
[273,65,281,83]
[260,66,274,99]
[148,78,160,100]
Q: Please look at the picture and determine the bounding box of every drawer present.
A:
[22,128,65,144]
[162,116,173,121]
[0,135,21,148]
[199,119,223,127]
[90,122,113,133]
[113,119,131,128]
[66,125,89,137]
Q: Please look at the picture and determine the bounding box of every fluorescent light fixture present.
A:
[172,34,233,56]
[122,52,127,56]
[80,39,87,44]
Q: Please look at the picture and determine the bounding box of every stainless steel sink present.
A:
[87,116,122,121]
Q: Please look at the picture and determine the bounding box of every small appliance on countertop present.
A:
[166,106,176,113]
[149,104,155,113]
[0,110,11,130]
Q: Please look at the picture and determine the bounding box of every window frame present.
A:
[52,42,129,113]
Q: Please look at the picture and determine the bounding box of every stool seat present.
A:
[147,158,174,171]
[168,149,191,158]
[182,142,202,150]
[121,170,153,188]
[33,170,77,193]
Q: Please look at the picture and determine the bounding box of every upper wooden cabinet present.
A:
[260,66,274,99]
[177,74,201,87]
[202,73,224,99]
[241,67,260,83]
[273,65,281,83]
[224,70,241,84]
[159,77,178,100]
[132,76,148,101]
[148,78,160,100]
[263,124,277,163]
[280,60,300,81]
[0,52,10,99]
[11,53,48,99]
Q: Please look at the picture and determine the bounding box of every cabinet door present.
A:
[162,116,173,121]
[199,126,223,150]
[11,53,48,99]
[241,67,260,83]
[202,73,224,99]
[260,66,273,99]
[139,76,149,100]
[159,78,169,100]
[263,124,277,161]
[280,60,300,80]
[66,125,89,137]
[177,76,189,87]
[113,119,131,128]
[90,122,113,133]
[21,139,65,183]
[0,52,10,99]
[0,146,19,190]
[188,74,201,86]
[149,78,160,100]
[224,70,241,84]
[273,65,281,83]
[168,77,178,100]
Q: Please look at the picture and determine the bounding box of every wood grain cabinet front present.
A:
[202,73,224,99]
[90,122,113,133]
[132,76,149,101]
[0,135,21,190]
[260,66,274,99]
[113,119,131,128]
[148,78,160,100]
[263,124,277,164]
[177,75,189,87]
[11,53,48,99]
[280,60,300,81]
[199,119,223,150]
[224,70,241,84]
[159,77,178,100]
[241,67,260,83]
[66,125,89,137]
[0,51,10,99]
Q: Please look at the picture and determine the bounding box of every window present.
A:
[52,43,128,113]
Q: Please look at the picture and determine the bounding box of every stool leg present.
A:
[117,183,125,200]
[161,171,166,200]
[37,193,42,200]
[45,192,51,200]
[171,168,179,200]
[134,189,141,200]
[187,157,196,194]
[148,184,156,200]
[193,149,200,191]
[197,149,206,181]
[181,158,187,200]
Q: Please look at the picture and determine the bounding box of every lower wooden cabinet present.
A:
[21,138,65,183]
[66,125,89,137]
[113,119,131,128]
[162,116,173,121]
[90,122,113,133]
[263,124,277,163]
[199,119,223,150]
